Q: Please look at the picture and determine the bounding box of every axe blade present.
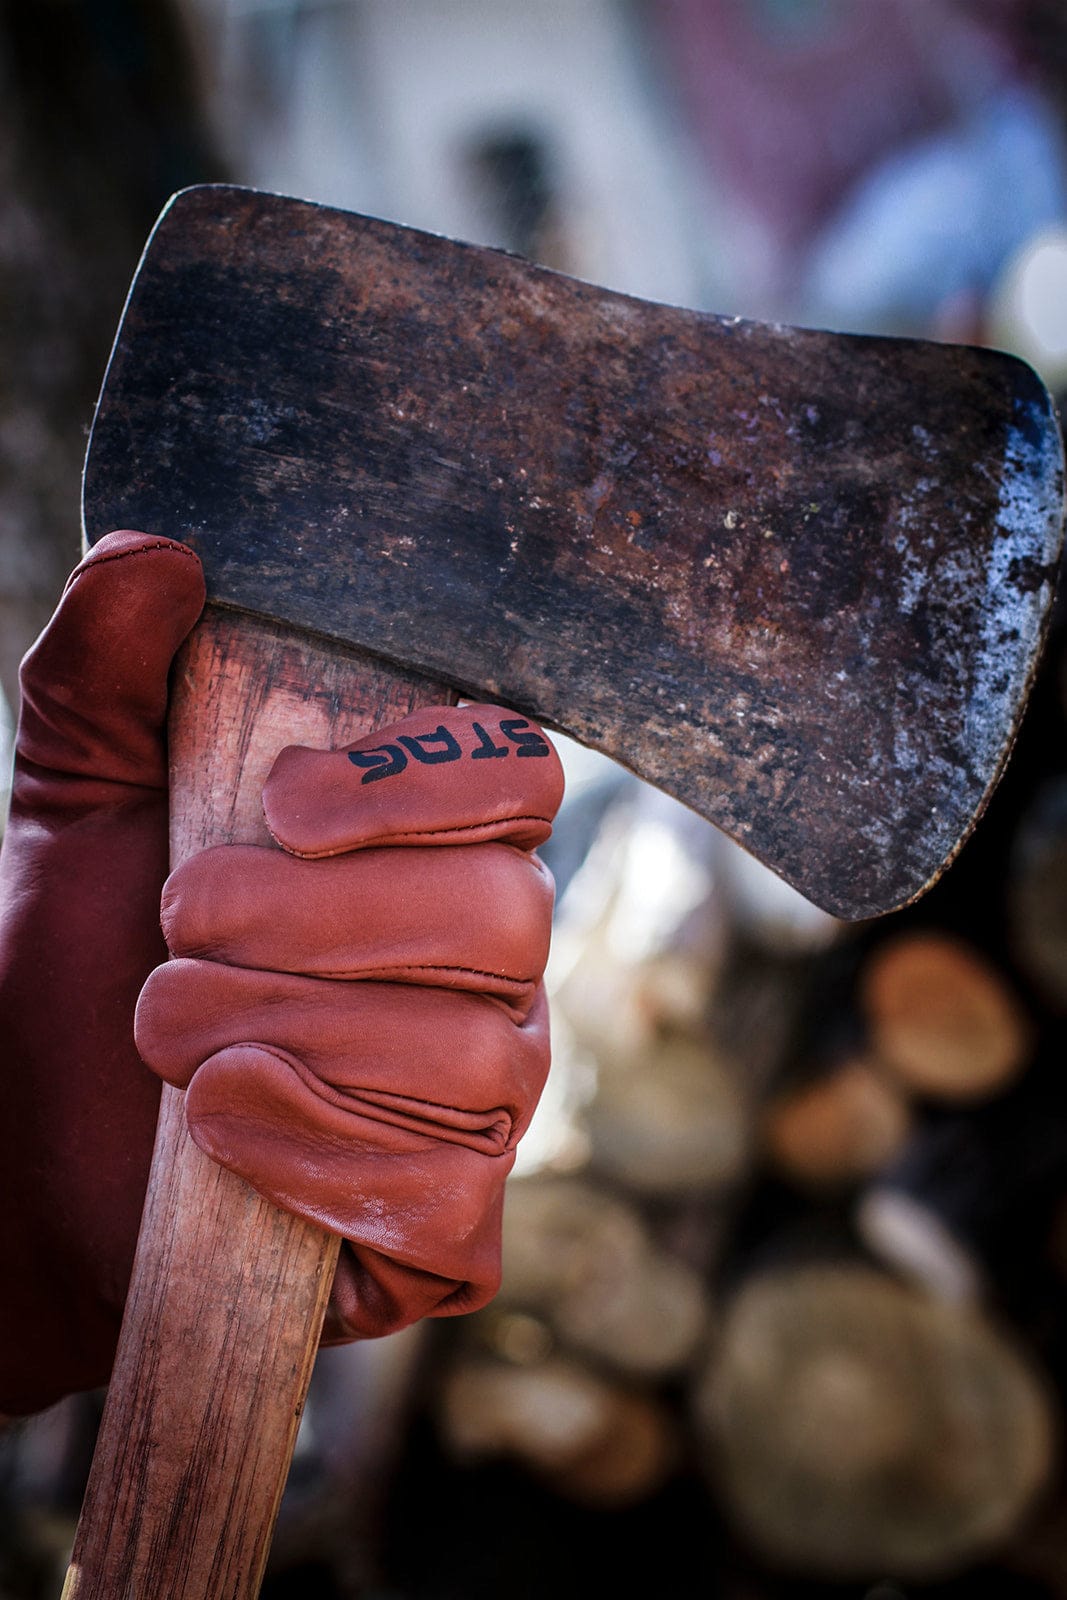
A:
[82,184,1065,920]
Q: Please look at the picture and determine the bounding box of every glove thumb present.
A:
[16,530,205,795]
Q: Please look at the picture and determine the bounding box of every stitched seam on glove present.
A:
[268,817,555,858]
[65,539,202,587]
[307,961,537,985]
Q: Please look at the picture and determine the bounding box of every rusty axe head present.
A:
[82,185,1064,920]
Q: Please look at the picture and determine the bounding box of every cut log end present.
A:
[693,1263,1055,1581]
[860,931,1032,1102]
[762,1056,912,1189]
[437,1355,678,1508]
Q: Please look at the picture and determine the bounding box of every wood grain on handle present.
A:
[63,606,453,1599]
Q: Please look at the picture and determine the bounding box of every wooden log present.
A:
[437,1354,678,1508]
[859,929,1033,1101]
[499,1177,713,1377]
[553,1242,711,1380]
[499,1177,647,1305]
[693,1263,1055,1581]
[762,1055,912,1191]
[584,1034,753,1199]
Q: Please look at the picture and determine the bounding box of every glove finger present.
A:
[184,1041,512,1292]
[160,841,554,1013]
[16,531,205,791]
[324,1243,482,1342]
[264,702,564,857]
[136,960,550,1148]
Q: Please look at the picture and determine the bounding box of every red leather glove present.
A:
[0,531,205,1416]
[135,703,563,1341]
[1,533,562,1418]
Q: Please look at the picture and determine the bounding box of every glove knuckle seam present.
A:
[269,814,555,859]
[75,540,202,579]
[315,961,537,985]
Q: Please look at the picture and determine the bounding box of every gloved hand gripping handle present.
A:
[63,605,453,1600]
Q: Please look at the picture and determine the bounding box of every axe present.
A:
[64,184,1063,1598]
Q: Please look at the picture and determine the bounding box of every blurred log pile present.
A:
[358,528,1067,1600]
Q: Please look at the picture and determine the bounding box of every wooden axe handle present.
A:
[63,606,453,1599]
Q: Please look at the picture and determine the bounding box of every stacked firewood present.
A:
[402,575,1067,1597]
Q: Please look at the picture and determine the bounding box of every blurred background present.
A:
[5,1,1067,1595]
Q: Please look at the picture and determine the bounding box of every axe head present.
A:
[82,185,1064,920]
